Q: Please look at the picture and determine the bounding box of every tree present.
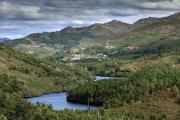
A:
[0,114,7,120]
[172,85,179,98]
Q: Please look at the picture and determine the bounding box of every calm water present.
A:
[27,75,118,110]
[96,75,120,80]
[27,92,98,110]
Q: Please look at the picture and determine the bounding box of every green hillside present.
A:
[68,65,180,107]
[55,12,180,61]
[0,43,94,96]
[65,12,180,77]
[5,20,130,57]
[4,12,180,61]
[1,12,180,120]
[1,54,179,120]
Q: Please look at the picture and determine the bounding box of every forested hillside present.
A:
[0,43,94,95]
[68,65,180,107]
[67,65,180,119]
[0,67,180,120]
[5,12,180,61]
[1,12,180,120]
[4,20,130,57]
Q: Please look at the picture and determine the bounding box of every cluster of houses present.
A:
[71,53,107,60]
[70,47,107,61]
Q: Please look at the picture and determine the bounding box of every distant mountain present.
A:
[5,20,130,57]
[133,17,159,27]
[87,20,131,34]
[0,38,10,42]
[166,12,180,20]
[133,12,180,32]
[5,12,180,59]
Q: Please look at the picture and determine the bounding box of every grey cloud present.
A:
[0,0,179,39]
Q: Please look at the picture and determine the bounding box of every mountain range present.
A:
[0,38,10,42]
[4,12,180,59]
[1,10,180,120]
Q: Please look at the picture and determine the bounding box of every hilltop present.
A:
[4,12,180,61]
[4,19,130,57]
[1,12,180,120]
[0,38,10,42]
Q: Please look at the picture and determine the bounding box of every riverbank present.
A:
[27,92,99,110]
[25,75,120,109]
[95,74,124,78]
[67,96,102,106]
[25,75,119,98]
[24,90,68,98]
[25,91,102,107]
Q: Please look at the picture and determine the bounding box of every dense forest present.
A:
[78,38,180,78]
[1,43,179,120]
[0,44,94,95]
[68,65,180,108]
[1,41,180,119]
[1,65,180,120]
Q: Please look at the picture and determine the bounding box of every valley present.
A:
[0,12,180,120]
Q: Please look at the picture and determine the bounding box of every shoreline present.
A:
[25,91,101,107]
[67,97,102,106]
[24,90,68,99]
[95,74,124,78]
[25,75,120,106]
[25,75,119,99]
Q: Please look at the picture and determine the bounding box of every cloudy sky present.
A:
[0,0,180,39]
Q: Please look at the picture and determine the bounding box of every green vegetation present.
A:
[80,59,135,77]
[0,44,94,95]
[1,44,179,120]
[2,71,178,120]
[77,36,180,77]
[4,12,180,62]
[68,65,180,108]
[112,33,163,48]
[1,13,180,120]
[5,26,114,57]
[82,45,111,55]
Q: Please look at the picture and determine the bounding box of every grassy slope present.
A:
[76,12,180,76]
[54,12,180,61]
[0,44,94,96]
[4,13,180,61]
[4,21,130,58]
[1,13,180,120]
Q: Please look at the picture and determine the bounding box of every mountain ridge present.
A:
[4,12,180,59]
[0,38,11,42]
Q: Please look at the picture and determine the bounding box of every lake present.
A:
[27,92,98,110]
[27,75,118,110]
[96,75,121,80]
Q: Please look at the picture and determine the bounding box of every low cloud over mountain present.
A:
[0,0,179,39]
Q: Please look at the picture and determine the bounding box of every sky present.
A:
[0,0,180,39]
